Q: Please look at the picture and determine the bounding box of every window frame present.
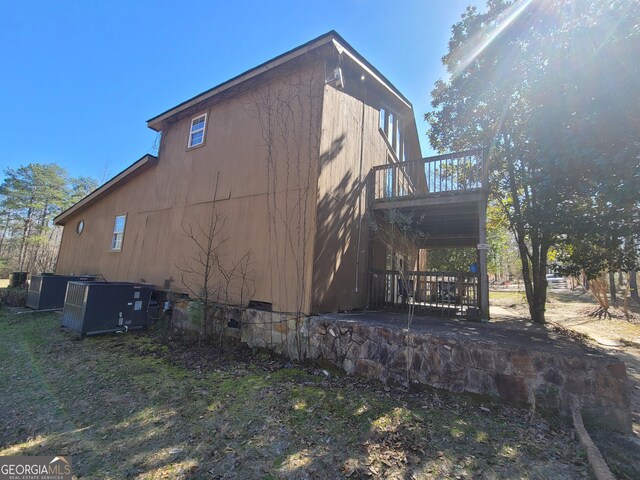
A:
[187,113,207,149]
[379,104,405,162]
[110,214,127,252]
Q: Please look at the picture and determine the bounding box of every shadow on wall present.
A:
[313,132,371,311]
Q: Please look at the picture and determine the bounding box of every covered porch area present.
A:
[367,148,490,320]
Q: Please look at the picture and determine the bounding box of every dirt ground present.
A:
[490,288,640,479]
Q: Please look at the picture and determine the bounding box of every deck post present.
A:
[478,167,490,321]
[477,204,490,320]
[366,170,375,308]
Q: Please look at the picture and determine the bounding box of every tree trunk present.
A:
[515,236,549,324]
[503,140,549,325]
[609,271,617,303]
[589,275,611,318]
[29,204,50,274]
[630,270,639,303]
[17,208,33,271]
[17,188,37,271]
[529,292,546,323]
[530,243,550,324]
[0,214,9,256]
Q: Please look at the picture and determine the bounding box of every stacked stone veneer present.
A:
[173,304,632,433]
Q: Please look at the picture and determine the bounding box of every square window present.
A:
[188,114,207,148]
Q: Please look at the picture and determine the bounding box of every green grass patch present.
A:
[0,308,588,479]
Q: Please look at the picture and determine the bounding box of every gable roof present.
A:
[54,154,158,225]
[56,33,418,226]
[146,30,413,131]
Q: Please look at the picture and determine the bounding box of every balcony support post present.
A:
[478,193,490,321]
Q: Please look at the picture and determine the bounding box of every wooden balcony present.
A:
[370,148,487,208]
[369,148,488,248]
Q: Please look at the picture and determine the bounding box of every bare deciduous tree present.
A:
[370,209,426,385]
[177,172,255,346]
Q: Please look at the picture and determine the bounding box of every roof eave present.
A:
[146,32,337,131]
[146,31,413,132]
[54,154,158,225]
[330,38,412,110]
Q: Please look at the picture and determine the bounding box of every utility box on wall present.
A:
[61,282,154,336]
[26,275,97,310]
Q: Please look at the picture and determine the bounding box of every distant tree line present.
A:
[0,163,97,276]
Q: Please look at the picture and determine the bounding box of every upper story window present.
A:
[379,107,405,161]
[188,114,207,148]
[111,215,126,251]
[387,112,395,147]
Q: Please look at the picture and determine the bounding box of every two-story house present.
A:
[54,31,489,320]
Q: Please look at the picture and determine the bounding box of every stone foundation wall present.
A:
[172,303,631,433]
[304,318,631,434]
[171,300,242,341]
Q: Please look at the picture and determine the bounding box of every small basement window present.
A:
[188,114,207,148]
[111,215,126,251]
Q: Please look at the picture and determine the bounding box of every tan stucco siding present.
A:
[56,61,324,314]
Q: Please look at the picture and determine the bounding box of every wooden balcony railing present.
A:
[371,148,487,202]
[369,270,479,319]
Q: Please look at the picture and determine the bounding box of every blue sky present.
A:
[0,0,478,182]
